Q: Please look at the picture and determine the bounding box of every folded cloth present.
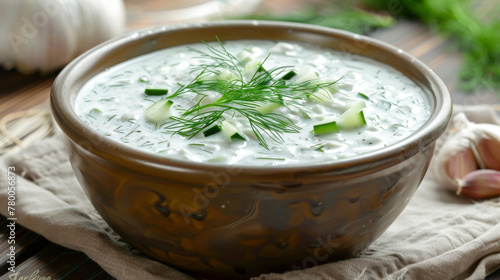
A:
[1,105,499,280]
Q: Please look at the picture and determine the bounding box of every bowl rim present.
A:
[50,20,452,175]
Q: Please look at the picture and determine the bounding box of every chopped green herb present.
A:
[256,157,286,160]
[358,92,369,100]
[314,145,325,152]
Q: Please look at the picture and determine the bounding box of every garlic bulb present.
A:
[436,112,500,198]
[0,0,125,74]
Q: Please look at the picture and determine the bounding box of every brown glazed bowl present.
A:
[51,21,452,279]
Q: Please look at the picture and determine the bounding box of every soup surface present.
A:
[75,40,431,165]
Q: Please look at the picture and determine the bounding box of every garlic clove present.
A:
[436,112,500,193]
[457,169,500,199]
[441,146,478,190]
[474,125,500,171]
[435,113,479,191]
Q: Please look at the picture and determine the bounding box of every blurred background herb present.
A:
[240,0,500,93]
[240,1,394,35]
[362,0,500,92]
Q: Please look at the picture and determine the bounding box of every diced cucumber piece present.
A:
[309,89,332,103]
[269,42,295,54]
[332,83,354,91]
[255,65,272,85]
[203,124,222,137]
[346,101,366,112]
[243,60,272,84]
[243,59,262,80]
[256,102,281,114]
[313,121,339,135]
[317,78,341,94]
[281,70,297,80]
[144,88,168,96]
[337,101,367,130]
[222,121,246,141]
[236,50,253,65]
[216,68,238,81]
[296,66,318,83]
[338,110,367,130]
[144,99,173,123]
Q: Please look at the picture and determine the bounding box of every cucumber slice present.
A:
[281,70,297,80]
[144,88,168,96]
[222,121,246,141]
[296,66,318,83]
[243,59,262,80]
[255,65,272,85]
[337,101,367,130]
[144,99,173,123]
[346,101,366,112]
[313,121,339,135]
[236,50,253,65]
[309,89,332,103]
[203,124,222,137]
[338,110,367,130]
[243,60,272,84]
[256,102,281,114]
[216,68,238,81]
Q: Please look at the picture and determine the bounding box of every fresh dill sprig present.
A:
[160,38,339,149]
[188,41,243,80]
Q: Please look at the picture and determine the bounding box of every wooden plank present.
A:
[0,69,55,119]
[13,244,114,280]
[0,216,113,279]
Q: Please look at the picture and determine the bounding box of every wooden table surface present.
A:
[1,1,500,279]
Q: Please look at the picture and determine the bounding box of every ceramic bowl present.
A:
[51,21,452,279]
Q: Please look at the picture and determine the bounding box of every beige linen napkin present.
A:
[1,105,500,280]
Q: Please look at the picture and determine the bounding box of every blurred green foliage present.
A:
[363,0,500,92]
[241,0,500,93]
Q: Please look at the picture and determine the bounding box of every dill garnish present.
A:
[159,38,339,149]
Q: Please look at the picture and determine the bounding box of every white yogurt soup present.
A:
[75,39,431,165]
